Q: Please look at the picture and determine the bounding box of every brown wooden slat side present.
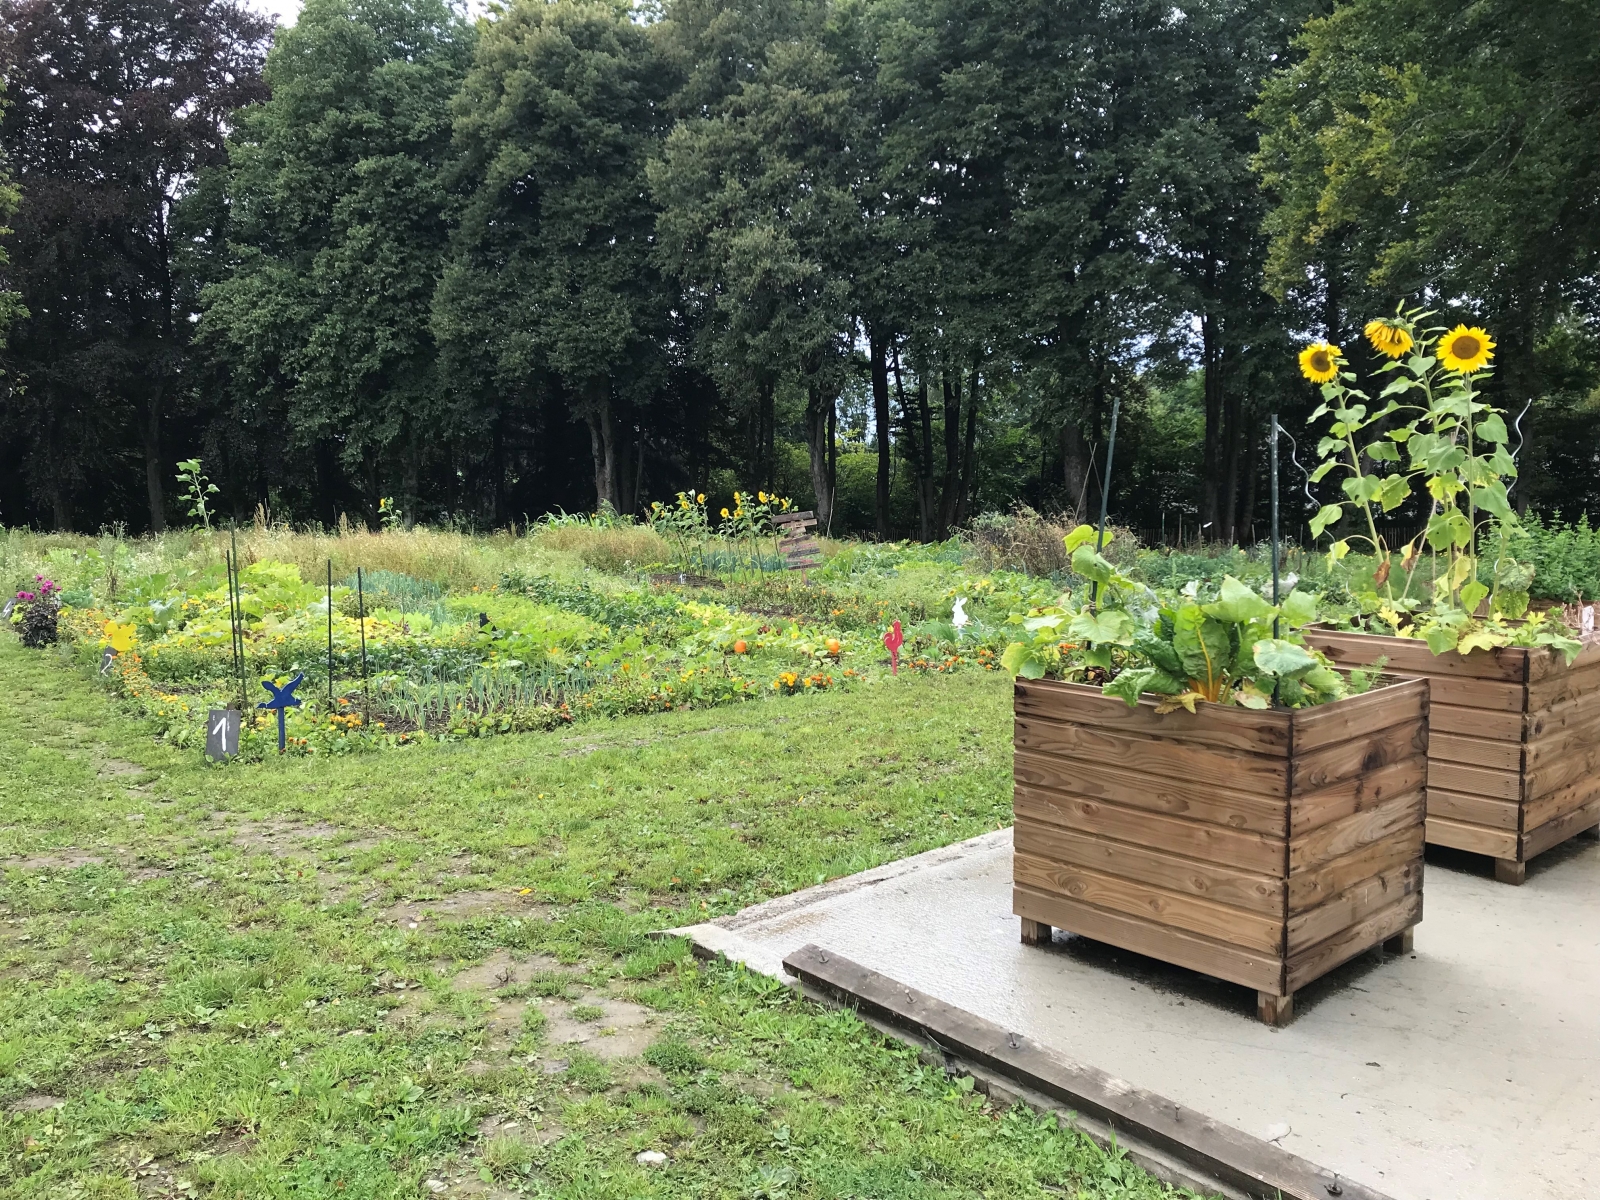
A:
[1527,687,1600,740]
[1428,787,1520,831]
[1525,739,1600,802]
[1431,732,1522,772]
[1288,790,1425,873]
[1014,787,1287,876]
[1014,679,1292,756]
[1522,799,1600,860]
[1288,679,1426,753]
[1289,755,1426,838]
[1013,884,1284,994]
[1426,815,1518,858]
[1286,859,1421,956]
[1525,636,1600,681]
[1285,892,1421,994]
[1427,675,1527,712]
[1522,777,1600,840]
[1015,715,1289,797]
[1287,827,1423,914]
[1013,853,1283,955]
[1428,759,1521,802]
[1430,702,1524,742]
[1014,817,1285,916]
[1524,704,1600,772]
[1290,718,1427,796]
[1305,629,1528,682]
[1527,660,1600,711]
[1013,749,1290,835]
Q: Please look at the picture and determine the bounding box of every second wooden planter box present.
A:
[1012,676,1429,1025]
[1305,629,1600,884]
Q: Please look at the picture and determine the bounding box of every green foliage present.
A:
[174,459,219,530]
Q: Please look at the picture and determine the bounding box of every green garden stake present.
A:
[1091,395,1121,611]
[326,559,334,710]
[357,567,371,726]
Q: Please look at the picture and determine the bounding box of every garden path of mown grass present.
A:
[0,637,1190,1200]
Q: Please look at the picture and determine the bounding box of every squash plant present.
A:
[1000,524,1148,679]
[1301,309,1581,662]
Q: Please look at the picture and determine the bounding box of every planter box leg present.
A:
[1020,918,1052,946]
[1494,858,1527,886]
[1257,991,1293,1027]
[1383,927,1415,954]
[1581,824,1600,840]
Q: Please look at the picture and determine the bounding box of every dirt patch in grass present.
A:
[381,891,547,929]
[0,851,107,871]
[8,1093,64,1112]
[541,993,656,1060]
[96,758,148,777]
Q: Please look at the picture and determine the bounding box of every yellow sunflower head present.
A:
[1438,325,1494,374]
[697,492,706,503]
[1363,320,1413,360]
[1298,342,1342,384]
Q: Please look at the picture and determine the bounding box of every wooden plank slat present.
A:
[1425,815,1518,858]
[1428,787,1520,831]
[1527,686,1600,740]
[1430,731,1522,772]
[1522,799,1600,860]
[1286,860,1422,956]
[1015,715,1289,796]
[1013,884,1284,994]
[1522,776,1600,837]
[1525,636,1600,681]
[1287,827,1423,914]
[1524,705,1600,773]
[1305,628,1528,682]
[1015,679,1292,756]
[1428,759,1521,802]
[1012,853,1283,954]
[1014,817,1285,915]
[1525,739,1600,802]
[1290,755,1426,837]
[1289,678,1426,753]
[1425,674,1526,712]
[1429,702,1524,742]
[1015,787,1287,876]
[1285,892,1421,993]
[1290,718,1427,796]
[1288,791,1426,873]
[1527,660,1600,711]
[1013,748,1290,835]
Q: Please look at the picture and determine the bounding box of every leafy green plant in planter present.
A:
[1301,310,1580,661]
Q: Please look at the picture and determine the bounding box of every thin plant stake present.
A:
[1091,395,1121,611]
[357,566,371,726]
[1270,412,1282,705]
[326,559,334,711]
[224,548,242,710]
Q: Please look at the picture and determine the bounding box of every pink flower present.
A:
[17,591,34,601]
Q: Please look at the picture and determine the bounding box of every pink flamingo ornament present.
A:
[883,619,904,674]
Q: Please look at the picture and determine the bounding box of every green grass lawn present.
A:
[0,636,1190,1199]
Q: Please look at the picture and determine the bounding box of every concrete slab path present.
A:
[683,827,1600,1200]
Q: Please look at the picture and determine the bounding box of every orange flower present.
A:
[732,640,748,654]
[825,638,841,656]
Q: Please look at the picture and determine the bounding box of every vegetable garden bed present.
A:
[1011,676,1429,1025]
[1305,627,1600,883]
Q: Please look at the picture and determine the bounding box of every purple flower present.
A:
[17,591,34,601]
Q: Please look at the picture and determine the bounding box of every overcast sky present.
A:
[249,0,300,26]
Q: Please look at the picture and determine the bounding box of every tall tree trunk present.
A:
[1200,305,1224,536]
[803,382,836,530]
[957,364,980,526]
[915,370,936,541]
[143,381,166,533]
[1220,381,1243,543]
[870,328,892,540]
[585,382,619,514]
[1060,422,1088,517]
[938,364,962,538]
[892,343,934,542]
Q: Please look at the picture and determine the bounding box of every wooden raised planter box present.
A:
[1012,676,1429,1025]
[1305,629,1600,884]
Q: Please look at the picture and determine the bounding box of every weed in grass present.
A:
[569,1002,605,1022]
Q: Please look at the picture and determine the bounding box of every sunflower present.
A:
[1298,342,1342,384]
[1438,325,1494,374]
[1363,320,1413,359]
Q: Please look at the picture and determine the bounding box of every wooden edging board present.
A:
[779,943,1395,1200]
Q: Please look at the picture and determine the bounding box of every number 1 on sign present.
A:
[212,712,234,754]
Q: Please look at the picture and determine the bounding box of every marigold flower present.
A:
[1298,342,1341,384]
[1438,325,1495,374]
[1363,320,1413,359]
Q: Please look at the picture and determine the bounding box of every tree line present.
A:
[1,0,1596,540]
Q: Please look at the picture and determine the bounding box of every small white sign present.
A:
[1582,605,1595,637]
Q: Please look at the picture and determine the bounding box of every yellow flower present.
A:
[697,493,706,503]
[758,490,768,503]
[1438,325,1495,374]
[1363,320,1413,359]
[1298,342,1341,383]
[721,507,730,518]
